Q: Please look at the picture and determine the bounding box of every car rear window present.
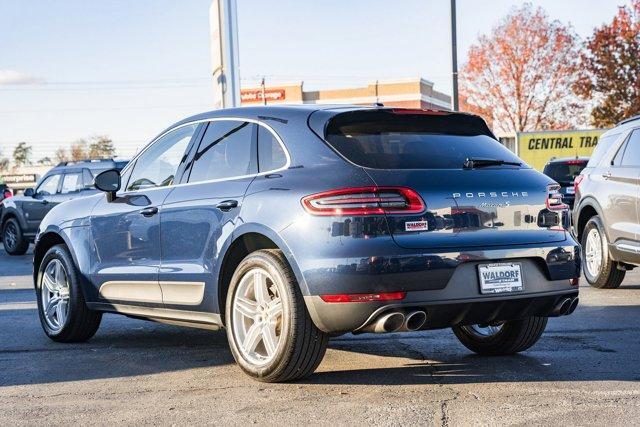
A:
[324,110,523,169]
[543,161,588,184]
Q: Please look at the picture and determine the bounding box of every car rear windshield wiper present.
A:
[463,157,522,169]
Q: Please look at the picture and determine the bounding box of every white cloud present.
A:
[0,69,42,85]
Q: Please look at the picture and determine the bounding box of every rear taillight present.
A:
[2,190,12,199]
[320,292,406,303]
[573,174,584,194]
[546,184,568,211]
[302,187,424,216]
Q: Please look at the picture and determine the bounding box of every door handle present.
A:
[602,171,612,179]
[139,206,159,217]
[216,200,238,211]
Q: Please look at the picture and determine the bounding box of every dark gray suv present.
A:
[573,116,640,288]
[1,159,128,255]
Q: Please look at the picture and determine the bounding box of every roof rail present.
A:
[617,115,640,126]
[55,158,114,167]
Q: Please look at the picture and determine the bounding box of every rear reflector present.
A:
[573,174,584,194]
[570,277,579,286]
[302,187,424,216]
[546,184,568,211]
[320,292,406,303]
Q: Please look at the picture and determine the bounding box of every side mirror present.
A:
[94,169,121,202]
[24,188,35,197]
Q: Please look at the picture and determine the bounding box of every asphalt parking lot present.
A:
[1,246,639,425]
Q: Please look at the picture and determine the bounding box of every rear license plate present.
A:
[478,263,523,294]
[565,187,575,194]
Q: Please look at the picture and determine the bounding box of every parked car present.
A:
[1,159,128,255]
[0,183,12,203]
[542,157,589,209]
[573,115,640,288]
[32,106,580,382]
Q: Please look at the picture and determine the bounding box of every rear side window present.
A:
[543,161,587,185]
[620,129,640,167]
[587,132,620,167]
[189,120,257,183]
[60,173,83,194]
[257,125,287,172]
[324,110,521,169]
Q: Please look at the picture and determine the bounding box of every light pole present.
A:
[450,0,459,111]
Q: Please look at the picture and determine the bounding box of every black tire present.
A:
[35,244,102,342]
[581,216,625,289]
[225,249,328,382]
[2,217,29,255]
[452,316,548,355]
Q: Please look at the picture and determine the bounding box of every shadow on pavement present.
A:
[1,276,639,387]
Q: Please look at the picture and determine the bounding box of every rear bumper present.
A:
[305,290,578,333]
[300,236,580,333]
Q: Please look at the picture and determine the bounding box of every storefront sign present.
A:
[517,129,607,170]
[241,88,286,104]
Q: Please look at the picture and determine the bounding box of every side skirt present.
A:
[88,302,223,331]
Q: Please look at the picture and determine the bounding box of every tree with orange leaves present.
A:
[460,4,585,134]
[574,1,640,127]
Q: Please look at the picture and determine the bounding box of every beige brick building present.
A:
[241,78,451,110]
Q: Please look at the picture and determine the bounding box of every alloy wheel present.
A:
[40,259,71,332]
[462,323,504,338]
[232,267,284,366]
[4,222,17,250]
[585,227,603,278]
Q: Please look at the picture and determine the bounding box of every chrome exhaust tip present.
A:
[362,311,405,333]
[403,310,427,331]
[552,298,572,316]
[566,297,579,315]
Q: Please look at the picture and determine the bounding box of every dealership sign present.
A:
[517,129,606,171]
[1,174,38,185]
[241,88,286,104]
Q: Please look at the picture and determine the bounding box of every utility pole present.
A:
[209,0,240,108]
[261,77,267,105]
[450,0,459,111]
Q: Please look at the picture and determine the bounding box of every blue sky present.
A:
[0,0,625,160]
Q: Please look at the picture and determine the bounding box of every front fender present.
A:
[0,203,28,230]
[34,224,94,300]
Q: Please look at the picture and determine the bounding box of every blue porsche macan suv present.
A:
[33,106,580,382]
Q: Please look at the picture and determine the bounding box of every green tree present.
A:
[0,148,9,171]
[574,1,640,127]
[13,142,32,167]
[88,135,116,159]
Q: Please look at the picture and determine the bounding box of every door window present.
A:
[258,125,287,172]
[189,120,257,183]
[36,174,61,196]
[60,173,83,194]
[126,124,197,191]
[620,129,640,167]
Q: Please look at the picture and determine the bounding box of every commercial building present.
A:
[240,78,451,110]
